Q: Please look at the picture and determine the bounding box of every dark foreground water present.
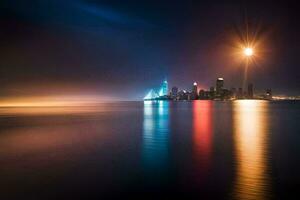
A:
[0,100,299,199]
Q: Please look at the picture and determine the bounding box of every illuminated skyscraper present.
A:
[159,80,169,96]
[144,79,169,100]
[216,78,224,96]
[163,80,168,96]
[192,82,198,100]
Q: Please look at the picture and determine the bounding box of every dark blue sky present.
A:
[1,0,299,99]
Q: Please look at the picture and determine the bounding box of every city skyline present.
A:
[144,78,272,101]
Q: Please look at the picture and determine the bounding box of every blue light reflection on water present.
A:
[142,101,170,175]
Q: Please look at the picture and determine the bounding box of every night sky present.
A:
[1,0,299,100]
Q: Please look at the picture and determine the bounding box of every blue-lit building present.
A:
[144,89,159,100]
[159,80,168,96]
[144,80,169,100]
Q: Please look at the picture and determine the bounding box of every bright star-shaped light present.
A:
[244,47,253,57]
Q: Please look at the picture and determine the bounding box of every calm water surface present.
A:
[0,100,299,199]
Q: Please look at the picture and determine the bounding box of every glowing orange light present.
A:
[244,47,253,57]
[229,25,266,66]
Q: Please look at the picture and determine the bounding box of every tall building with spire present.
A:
[192,82,198,100]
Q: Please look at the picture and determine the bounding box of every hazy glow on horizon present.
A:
[0,95,116,107]
[0,95,124,115]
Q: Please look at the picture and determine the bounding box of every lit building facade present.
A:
[192,82,198,100]
[216,78,224,96]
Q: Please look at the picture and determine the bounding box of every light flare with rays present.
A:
[230,17,269,91]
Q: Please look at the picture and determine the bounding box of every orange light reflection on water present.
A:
[0,96,115,115]
[233,100,271,200]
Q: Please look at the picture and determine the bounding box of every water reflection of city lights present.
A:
[193,100,213,182]
[143,101,170,172]
[193,101,213,162]
[233,100,271,199]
